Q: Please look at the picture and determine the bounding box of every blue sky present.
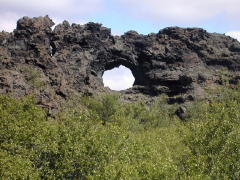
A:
[1,0,240,90]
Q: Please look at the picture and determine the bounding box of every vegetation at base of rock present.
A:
[22,67,46,88]
[0,85,240,179]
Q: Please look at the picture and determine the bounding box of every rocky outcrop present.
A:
[0,15,240,113]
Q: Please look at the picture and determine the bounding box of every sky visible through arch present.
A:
[1,0,240,90]
[103,66,135,90]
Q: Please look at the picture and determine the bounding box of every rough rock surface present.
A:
[0,16,240,113]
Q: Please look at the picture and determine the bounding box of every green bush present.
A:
[23,67,46,88]
[179,86,240,179]
[0,85,240,179]
[0,95,47,178]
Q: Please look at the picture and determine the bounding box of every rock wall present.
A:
[0,16,240,113]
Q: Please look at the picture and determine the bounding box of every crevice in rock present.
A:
[50,42,56,56]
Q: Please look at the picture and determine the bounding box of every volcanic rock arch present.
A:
[0,15,240,113]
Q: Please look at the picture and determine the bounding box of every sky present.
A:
[103,65,134,90]
[1,0,240,90]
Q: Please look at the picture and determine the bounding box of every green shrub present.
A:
[23,67,46,88]
[0,151,39,179]
[0,95,47,178]
[81,94,120,125]
[179,86,240,179]
[0,85,240,179]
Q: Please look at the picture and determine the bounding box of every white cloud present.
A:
[102,65,135,91]
[117,0,240,23]
[0,12,20,32]
[111,30,123,36]
[226,31,240,42]
[0,0,105,32]
[0,0,104,15]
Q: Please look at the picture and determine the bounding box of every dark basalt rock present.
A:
[176,106,188,121]
[0,16,240,114]
[229,75,240,85]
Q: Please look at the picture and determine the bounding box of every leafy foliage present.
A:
[179,86,240,179]
[23,67,46,88]
[0,85,240,179]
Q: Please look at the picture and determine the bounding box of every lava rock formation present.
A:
[0,15,240,113]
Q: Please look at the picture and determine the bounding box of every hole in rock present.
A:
[50,42,56,56]
[102,65,135,91]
